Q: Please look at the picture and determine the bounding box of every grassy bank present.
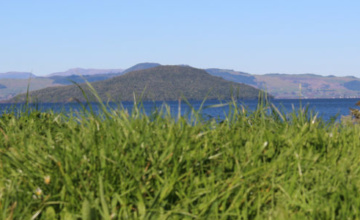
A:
[1,100,360,219]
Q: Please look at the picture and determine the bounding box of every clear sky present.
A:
[1,0,359,76]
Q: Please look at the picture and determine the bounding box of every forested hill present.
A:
[8,66,264,103]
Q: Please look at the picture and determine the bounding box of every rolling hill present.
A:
[8,66,263,103]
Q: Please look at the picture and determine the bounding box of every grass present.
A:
[1,96,360,219]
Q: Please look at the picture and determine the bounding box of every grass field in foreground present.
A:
[1,99,360,219]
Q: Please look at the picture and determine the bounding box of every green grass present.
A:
[1,98,360,219]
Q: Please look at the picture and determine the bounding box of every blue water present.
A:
[0,99,358,121]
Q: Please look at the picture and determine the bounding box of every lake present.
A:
[0,98,358,121]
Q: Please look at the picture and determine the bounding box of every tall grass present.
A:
[1,96,360,219]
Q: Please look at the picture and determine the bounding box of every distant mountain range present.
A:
[252,74,360,99]
[8,66,262,103]
[205,69,257,86]
[0,72,36,79]
[47,68,124,76]
[1,62,360,101]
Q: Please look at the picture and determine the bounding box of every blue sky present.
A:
[1,0,359,76]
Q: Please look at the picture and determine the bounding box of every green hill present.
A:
[8,66,264,103]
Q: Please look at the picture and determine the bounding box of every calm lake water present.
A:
[0,98,358,121]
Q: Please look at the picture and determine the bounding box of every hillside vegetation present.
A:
[9,66,262,103]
